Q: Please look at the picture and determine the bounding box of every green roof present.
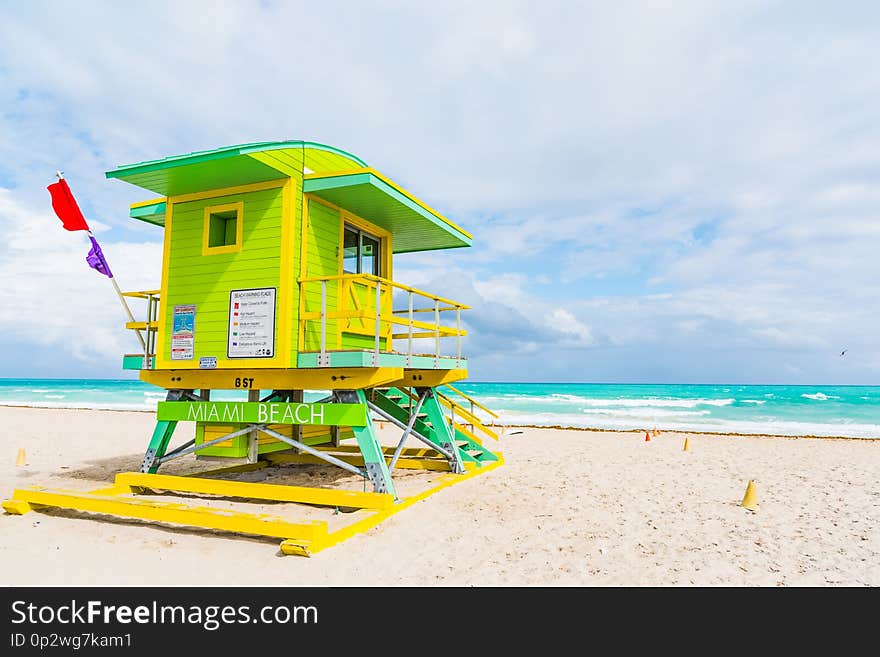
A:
[107,140,367,196]
[304,169,471,252]
[114,140,471,252]
[129,200,166,226]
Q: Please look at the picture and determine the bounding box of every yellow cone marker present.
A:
[15,448,26,466]
[682,437,690,452]
[741,479,758,511]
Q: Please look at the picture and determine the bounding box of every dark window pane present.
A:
[224,215,236,245]
[361,234,380,276]
[343,227,359,274]
[208,210,237,248]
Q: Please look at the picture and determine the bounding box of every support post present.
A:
[434,299,440,368]
[247,389,260,463]
[149,292,158,366]
[407,291,413,367]
[339,389,396,497]
[373,280,381,366]
[291,389,303,452]
[456,307,461,367]
[144,294,154,369]
[141,390,183,473]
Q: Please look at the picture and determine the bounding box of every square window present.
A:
[208,210,237,247]
[202,202,243,255]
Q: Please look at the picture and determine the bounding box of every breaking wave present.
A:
[546,394,735,408]
[801,392,839,401]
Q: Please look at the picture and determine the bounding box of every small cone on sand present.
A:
[741,479,758,511]
[682,437,690,451]
[644,431,651,442]
[654,425,660,436]
[15,448,26,466]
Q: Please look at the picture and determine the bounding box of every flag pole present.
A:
[101,238,147,354]
[55,171,148,355]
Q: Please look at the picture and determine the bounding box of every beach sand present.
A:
[1,406,878,586]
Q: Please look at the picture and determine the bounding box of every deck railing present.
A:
[299,274,469,367]
[121,278,469,370]
[121,289,160,368]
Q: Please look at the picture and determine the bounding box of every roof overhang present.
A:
[129,198,167,226]
[303,169,471,253]
[114,142,472,252]
[107,140,367,197]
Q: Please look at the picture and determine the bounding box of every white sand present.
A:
[1,406,878,586]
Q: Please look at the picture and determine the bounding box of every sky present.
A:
[0,0,878,383]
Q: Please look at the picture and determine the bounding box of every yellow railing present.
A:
[437,387,500,442]
[395,386,501,443]
[121,289,161,367]
[298,274,469,366]
[443,384,500,420]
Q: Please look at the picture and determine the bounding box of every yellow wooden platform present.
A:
[2,457,503,556]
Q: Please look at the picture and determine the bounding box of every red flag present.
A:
[47,178,90,231]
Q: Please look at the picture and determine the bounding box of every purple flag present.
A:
[86,235,113,278]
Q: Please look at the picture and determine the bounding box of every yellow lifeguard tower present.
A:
[4,141,502,555]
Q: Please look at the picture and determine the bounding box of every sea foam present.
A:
[548,394,735,408]
[801,392,839,401]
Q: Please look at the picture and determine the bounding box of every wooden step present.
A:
[5,488,328,541]
[114,473,394,510]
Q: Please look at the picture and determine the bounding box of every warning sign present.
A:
[227,288,276,358]
[171,304,195,360]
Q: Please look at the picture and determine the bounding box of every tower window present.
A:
[208,210,237,247]
[202,202,244,255]
[343,224,382,276]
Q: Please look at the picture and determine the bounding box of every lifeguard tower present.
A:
[4,141,503,555]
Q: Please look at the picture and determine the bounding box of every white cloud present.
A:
[0,1,878,382]
[0,189,162,362]
[547,308,594,347]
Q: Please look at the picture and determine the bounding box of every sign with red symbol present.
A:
[227,288,276,358]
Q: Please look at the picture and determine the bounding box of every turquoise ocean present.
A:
[0,379,878,438]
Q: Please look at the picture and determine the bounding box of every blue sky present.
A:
[0,1,878,383]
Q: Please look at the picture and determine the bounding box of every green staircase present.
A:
[371,387,500,466]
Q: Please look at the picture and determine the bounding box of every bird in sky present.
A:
[840,349,847,357]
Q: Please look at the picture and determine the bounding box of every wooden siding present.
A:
[302,199,341,351]
[161,186,284,368]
